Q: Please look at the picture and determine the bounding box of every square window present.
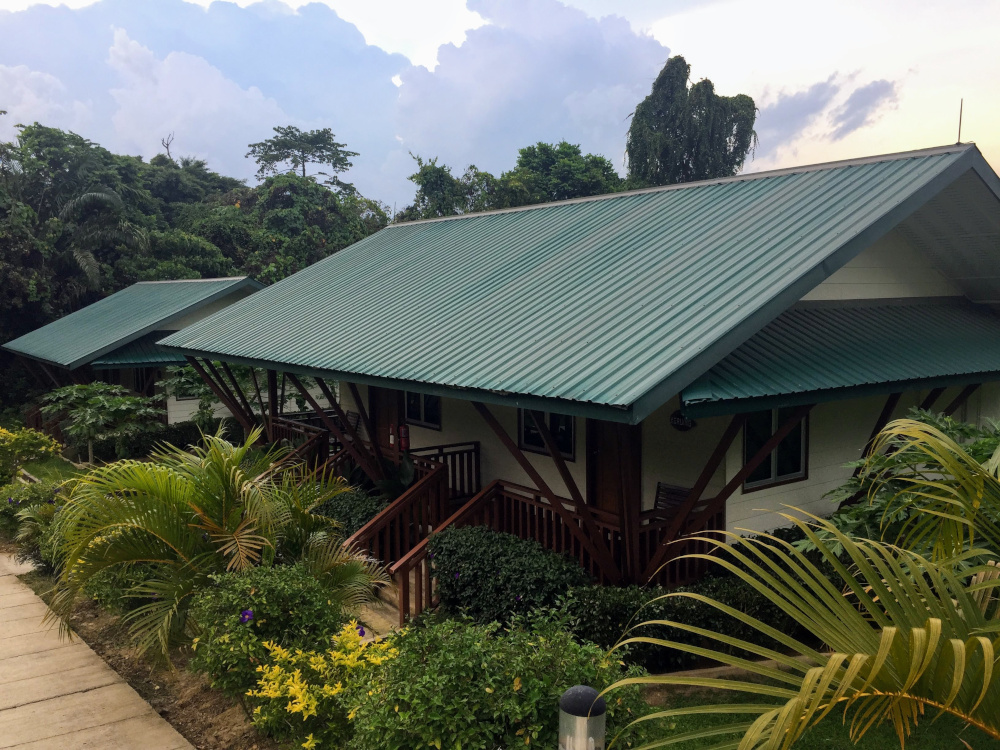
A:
[743,408,807,490]
[518,410,575,461]
[404,392,442,430]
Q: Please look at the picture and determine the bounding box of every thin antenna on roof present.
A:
[957,98,964,144]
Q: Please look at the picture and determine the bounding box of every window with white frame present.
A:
[742,407,807,490]
[518,410,575,461]
[405,392,442,430]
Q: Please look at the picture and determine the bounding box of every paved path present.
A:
[0,555,194,749]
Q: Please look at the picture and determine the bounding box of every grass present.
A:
[637,687,999,749]
[21,455,80,483]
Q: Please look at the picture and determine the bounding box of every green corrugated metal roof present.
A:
[90,332,188,369]
[3,277,262,370]
[159,145,1000,423]
[681,301,1000,416]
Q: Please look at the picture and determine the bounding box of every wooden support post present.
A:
[616,424,642,583]
[37,362,65,389]
[641,413,745,582]
[266,370,279,441]
[944,384,980,417]
[348,382,385,467]
[682,404,814,543]
[919,387,946,411]
[186,357,255,434]
[248,368,266,420]
[279,373,287,414]
[474,402,620,583]
[286,373,380,482]
[315,377,383,479]
[853,392,901,477]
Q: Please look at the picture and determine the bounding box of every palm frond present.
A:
[607,512,1000,748]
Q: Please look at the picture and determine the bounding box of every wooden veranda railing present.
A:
[343,455,450,568]
[409,442,481,501]
[270,416,330,468]
[389,479,726,625]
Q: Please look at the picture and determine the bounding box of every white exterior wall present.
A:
[801,229,961,301]
[165,395,232,424]
[339,383,585,500]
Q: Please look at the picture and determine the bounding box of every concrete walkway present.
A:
[0,555,194,749]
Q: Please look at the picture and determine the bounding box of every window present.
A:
[743,408,807,490]
[518,410,575,461]
[405,392,442,430]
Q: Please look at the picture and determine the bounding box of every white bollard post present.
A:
[558,685,606,750]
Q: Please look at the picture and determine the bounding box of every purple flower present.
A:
[356,625,366,637]
[6,498,12,504]
[239,609,254,624]
[515,596,522,602]
[427,553,434,559]
[454,572,460,579]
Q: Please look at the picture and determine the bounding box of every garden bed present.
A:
[18,569,280,750]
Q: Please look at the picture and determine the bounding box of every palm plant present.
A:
[48,428,388,657]
[609,418,1000,748]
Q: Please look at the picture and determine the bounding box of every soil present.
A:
[18,571,282,750]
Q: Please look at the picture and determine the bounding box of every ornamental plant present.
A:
[189,564,349,697]
[0,480,60,536]
[347,615,652,750]
[0,426,61,484]
[247,620,397,748]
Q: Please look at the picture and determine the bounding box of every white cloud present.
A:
[0,64,91,139]
[106,29,288,176]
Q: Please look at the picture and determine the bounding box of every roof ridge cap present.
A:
[388,143,975,227]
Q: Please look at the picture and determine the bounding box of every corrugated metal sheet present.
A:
[681,301,1000,415]
[3,277,260,369]
[158,145,995,423]
[90,332,188,369]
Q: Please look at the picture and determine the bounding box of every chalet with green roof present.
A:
[149,143,1000,619]
[4,277,261,424]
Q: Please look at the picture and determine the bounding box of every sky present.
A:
[0,0,997,209]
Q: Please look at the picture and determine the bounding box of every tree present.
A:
[48,429,389,656]
[611,418,1000,747]
[497,141,622,207]
[246,126,358,190]
[626,55,757,187]
[40,383,163,463]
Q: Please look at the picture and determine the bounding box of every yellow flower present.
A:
[301,734,318,749]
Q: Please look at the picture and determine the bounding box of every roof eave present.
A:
[156,344,638,423]
[680,371,1000,418]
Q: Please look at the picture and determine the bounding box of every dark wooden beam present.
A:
[641,413,745,582]
[221,362,257,421]
[286,373,380,482]
[919,387,946,411]
[682,404,814,544]
[473,401,620,583]
[944,384,980,417]
[186,357,255,433]
[266,370,279,442]
[853,392,901,477]
[315,377,383,479]
[279,373,287,415]
[248,368,266,420]
[348,382,385,468]
[37,361,65,389]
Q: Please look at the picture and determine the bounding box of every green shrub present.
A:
[248,621,396,748]
[428,527,590,623]
[190,564,348,697]
[313,487,388,537]
[0,481,60,536]
[347,615,652,750]
[14,487,68,571]
[0,427,61,484]
[82,564,163,614]
[91,418,239,461]
[564,575,812,673]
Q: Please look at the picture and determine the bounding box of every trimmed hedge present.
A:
[190,564,348,696]
[428,526,590,623]
[92,418,240,461]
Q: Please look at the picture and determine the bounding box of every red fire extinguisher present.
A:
[398,423,410,452]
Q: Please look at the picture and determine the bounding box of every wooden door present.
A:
[369,387,402,456]
[586,420,642,514]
